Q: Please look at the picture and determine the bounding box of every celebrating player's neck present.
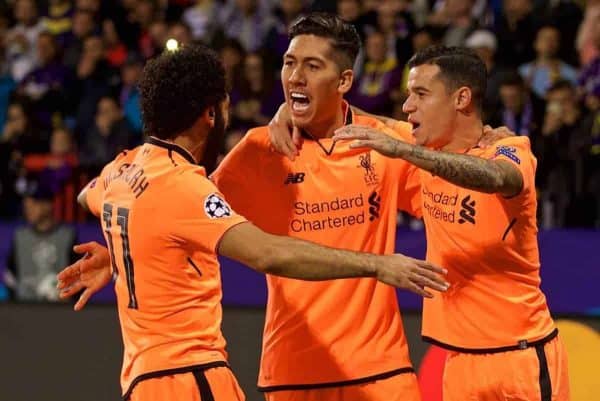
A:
[300,103,346,139]
[170,132,205,164]
[440,117,485,153]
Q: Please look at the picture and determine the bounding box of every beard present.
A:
[199,107,226,174]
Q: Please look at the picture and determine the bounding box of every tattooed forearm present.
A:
[395,143,523,196]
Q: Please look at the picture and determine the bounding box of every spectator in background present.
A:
[103,19,128,68]
[220,0,275,52]
[578,15,600,112]
[74,35,120,139]
[519,25,578,99]
[133,0,162,59]
[336,0,369,35]
[219,38,245,93]
[494,0,538,68]
[119,53,144,135]
[4,0,44,82]
[265,0,306,68]
[79,96,137,176]
[0,98,48,218]
[536,81,584,228]
[465,29,508,123]
[167,20,193,47]
[231,52,283,129]
[182,0,221,42]
[19,31,71,129]
[76,0,101,15]
[491,72,544,138]
[24,126,81,222]
[2,0,44,82]
[370,0,415,67]
[63,8,97,69]
[148,19,169,54]
[411,25,442,54]
[1,97,49,156]
[542,0,582,67]
[428,0,479,47]
[42,0,74,47]
[5,179,77,301]
[23,126,78,196]
[348,30,403,115]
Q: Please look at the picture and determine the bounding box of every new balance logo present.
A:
[458,195,476,224]
[368,191,381,221]
[284,172,305,184]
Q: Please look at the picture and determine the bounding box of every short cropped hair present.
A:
[408,46,487,114]
[288,12,361,71]
[139,44,227,139]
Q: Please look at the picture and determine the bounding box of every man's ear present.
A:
[204,106,216,127]
[455,86,473,113]
[338,69,354,94]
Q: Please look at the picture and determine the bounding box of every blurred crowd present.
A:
[0,0,599,232]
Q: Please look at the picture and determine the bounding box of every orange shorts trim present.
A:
[263,371,421,401]
[443,335,570,401]
[129,366,245,401]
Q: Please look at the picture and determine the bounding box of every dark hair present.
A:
[408,46,487,114]
[139,44,227,139]
[499,71,525,88]
[288,12,361,70]
[547,79,574,93]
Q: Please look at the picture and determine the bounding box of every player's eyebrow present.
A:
[283,53,326,66]
[409,85,430,94]
[303,56,325,65]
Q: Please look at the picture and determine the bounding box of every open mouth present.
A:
[411,122,421,135]
[290,92,310,113]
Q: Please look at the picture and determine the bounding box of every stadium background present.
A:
[0,0,599,400]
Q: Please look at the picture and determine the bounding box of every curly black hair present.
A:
[289,12,361,71]
[139,44,227,139]
[408,46,487,115]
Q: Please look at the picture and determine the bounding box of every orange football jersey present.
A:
[418,136,556,350]
[85,137,247,398]
[212,103,422,390]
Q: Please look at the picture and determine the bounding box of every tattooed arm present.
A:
[394,143,523,197]
[333,125,523,197]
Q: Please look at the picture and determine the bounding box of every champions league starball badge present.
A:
[204,193,232,219]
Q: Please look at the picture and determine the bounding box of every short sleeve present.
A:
[175,173,247,254]
[84,176,103,217]
[85,150,137,217]
[488,137,537,197]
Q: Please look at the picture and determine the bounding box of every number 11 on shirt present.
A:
[103,203,138,309]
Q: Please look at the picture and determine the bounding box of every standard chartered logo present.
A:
[422,187,477,224]
[290,193,370,232]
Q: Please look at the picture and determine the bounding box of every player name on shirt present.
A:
[290,191,381,232]
[103,161,149,199]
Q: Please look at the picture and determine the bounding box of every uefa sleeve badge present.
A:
[204,193,232,219]
[493,146,521,164]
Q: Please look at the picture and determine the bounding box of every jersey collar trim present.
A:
[299,101,354,156]
[147,136,197,164]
